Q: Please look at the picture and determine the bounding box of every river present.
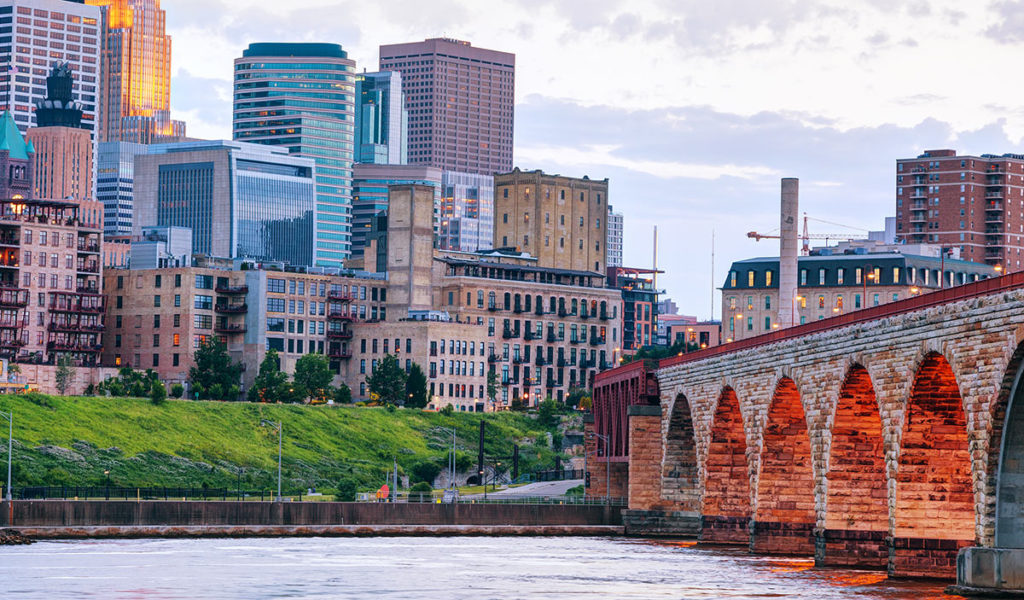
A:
[0,536,959,599]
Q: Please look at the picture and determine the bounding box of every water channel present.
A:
[0,536,959,599]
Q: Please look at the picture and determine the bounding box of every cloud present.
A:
[986,0,1024,43]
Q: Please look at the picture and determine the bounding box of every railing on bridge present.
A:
[591,358,661,460]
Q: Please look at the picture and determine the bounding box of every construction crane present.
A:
[747,214,869,255]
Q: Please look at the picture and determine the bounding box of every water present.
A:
[0,537,957,599]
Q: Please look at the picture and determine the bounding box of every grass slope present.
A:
[0,394,562,493]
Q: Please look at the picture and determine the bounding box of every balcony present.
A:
[216,284,249,295]
[487,353,502,363]
[986,215,1005,224]
[590,337,607,346]
[910,201,927,210]
[909,212,927,224]
[513,305,525,314]
[502,328,519,340]
[501,377,519,386]
[0,233,18,246]
[50,300,104,314]
[0,338,24,349]
[579,358,593,369]
[214,324,246,334]
[327,310,354,321]
[327,290,354,302]
[487,304,500,312]
[557,357,569,367]
[524,330,538,341]
[47,341,102,353]
[546,332,559,343]
[601,361,615,370]
[0,315,25,329]
[534,306,545,316]
[513,355,526,364]
[0,287,28,308]
[76,285,101,295]
[579,312,590,320]
[987,202,1005,212]
[557,308,569,318]
[599,312,611,321]
[327,329,353,340]
[569,337,582,345]
[986,191,1004,199]
[76,241,100,253]
[214,303,248,314]
[76,262,100,274]
[535,356,549,366]
[47,322,104,333]
[986,248,1004,258]
[909,191,927,199]
[328,348,353,360]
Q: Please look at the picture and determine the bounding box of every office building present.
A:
[607,206,623,267]
[28,63,94,207]
[896,149,1024,271]
[493,168,609,274]
[0,0,101,133]
[379,38,514,175]
[85,0,184,143]
[439,171,493,252]
[134,140,317,267]
[96,140,146,236]
[722,247,996,341]
[354,70,407,165]
[350,163,440,257]
[234,43,356,267]
[129,225,191,269]
[607,267,661,351]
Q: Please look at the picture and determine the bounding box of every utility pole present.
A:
[393,456,398,502]
[512,444,519,481]
[477,420,485,486]
[1,409,11,502]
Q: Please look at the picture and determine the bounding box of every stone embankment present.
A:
[0,529,33,544]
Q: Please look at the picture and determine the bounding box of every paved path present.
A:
[464,479,583,499]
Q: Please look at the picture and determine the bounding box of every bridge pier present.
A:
[750,520,815,556]
[700,515,749,545]
[815,529,888,569]
[953,547,1024,595]
[889,536,972,579]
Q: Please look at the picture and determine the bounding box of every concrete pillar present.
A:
[778,178,798,329]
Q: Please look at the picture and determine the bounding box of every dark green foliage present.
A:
[405,363,428,409]
[538,397,559,428]
[336,478,357,502]
[293,353,333,403]
[54,355,74,396]
[409,460,442,485]
[170,383,184,399]
[150,381,166,405]
[366,354,406,406]
[409,481,432,501]
[333,383,352,404]
[486,370,499,402]
[188,337,242,400]
[248,349,287,403]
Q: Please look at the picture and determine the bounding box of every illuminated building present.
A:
[233,43,357,267]
[606,266,661,351]
[0,0,102,133]
[0,110,33,199]
[86,0,185,143]
[438,171,493,253]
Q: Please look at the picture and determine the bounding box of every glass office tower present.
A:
[354,71,407,165]
[233,43,356,268]
[351,163,441,257]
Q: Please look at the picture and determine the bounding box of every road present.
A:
[464,479,583,499]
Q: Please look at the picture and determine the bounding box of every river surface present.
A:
[0,536,960,599]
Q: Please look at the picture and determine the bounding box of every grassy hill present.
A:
[0,394,566,494]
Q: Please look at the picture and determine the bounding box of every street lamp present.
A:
[587,431,611,507]
[260,419,282,502]
[438,427,457,489]
[0,409,11,501]
[861,267,875,310]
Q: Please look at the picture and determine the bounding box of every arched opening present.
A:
[754,377,815,555]
[663,393,700,511]
[823,364,887,568]
[701,387,750,544]
[994,342,1024,548]
[893,352,974,577]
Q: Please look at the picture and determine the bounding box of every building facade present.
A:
[85,0,184,143]
[233,43,356,267]
[666,320,722,350]
[354,70,407,165]
[134,140,317,267]
[896,149,1024,271]
[379,38,514,176]
[607,206,623,268]
[722,250,997,341]
[0,110,34,199]
[493,169,609,274]
[96,140,146,236]
[350,163,440,258]
[607,267,660,352]
[0,0,101,133]
[438,170,493,253]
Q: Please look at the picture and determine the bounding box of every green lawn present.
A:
[0,394,563,494]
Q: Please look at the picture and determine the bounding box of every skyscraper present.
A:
[354,71,407,165]
[0,0,101,133]
[379,38,514,176]
[86,0,185,143]
[234,43,356,267]
[96,140,146,236]
[438,171,493,252]
[28,63,94,208]
[606,206,623,267]
[351,163,440,257]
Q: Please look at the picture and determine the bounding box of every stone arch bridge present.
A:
[588,273,1024,584]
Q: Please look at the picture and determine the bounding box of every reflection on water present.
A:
[0,536,961,599]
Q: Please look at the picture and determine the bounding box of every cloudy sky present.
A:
[165,0,1024,319]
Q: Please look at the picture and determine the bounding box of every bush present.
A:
[170,383,184,399]
[150,381,167,405]
[409,460,442,485]
[565,484,584,496]
[440,404,454,416]
[333,383,352,404]
[336,478,358,502]
[409,481,432,502]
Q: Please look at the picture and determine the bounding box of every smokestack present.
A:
[778,178,799,329]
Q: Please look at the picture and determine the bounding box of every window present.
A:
[855,294,862,308]
[873,293,880,306]
[837,269,844,285]
[818,295,825,309]
[173,333,180,347]
[765,271,773,287]
[746,317,753,331]
[764,296,771,309]
[747,271,755,286]
[267,278,285,293]
[174,294,181,307]
[155,275,162,288]
[267,298,285,312]
[765,316,771,330]
[195,275,213,289]
[194,295,212,310]
[818,268,826,285]
[153,295,161,307]
[800,269,807,285]
[194,314,212,329]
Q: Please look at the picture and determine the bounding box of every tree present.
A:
[170,383,184,398]
[365,354,406,406]
[538,397,559,428]
[336,479,357,502]
[188,337,242,400]
[55,354,74,396]
[333,383,352,404]
[567,387,591,410]
[409,460,442,485]
[409,481,432,502]
[486,370,499,404]
[248,349,287,403]
[150,380,166,405]
[293,353,334,403]
[405,363,428,409]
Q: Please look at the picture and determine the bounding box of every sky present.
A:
[164,0,1024,320]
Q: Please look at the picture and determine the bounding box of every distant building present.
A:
[86,0,185,143]
[666,320,722,350]
[607,267,661,351]
[606,206,623,267]
[439,171,494,252]
[354,71,407,165]
[657,312,693,345]
[234,43,357,267]
[129,226,192,269]
[134,140,317,267]
[493,168,609,274]
[96,140,148,237]
[0,111,34,200]
[657,298,679,316]
[0,0,101,133]
[350,163,441,258]
[379,38,514,176]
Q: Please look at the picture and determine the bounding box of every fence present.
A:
[15,486,293,502]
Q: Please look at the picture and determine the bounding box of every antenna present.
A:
[652,225,658,297]
[711,229,715,321]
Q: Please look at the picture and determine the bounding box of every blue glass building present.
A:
[351,163,441,257]
[233,43,356,267]
[354,71,407,165]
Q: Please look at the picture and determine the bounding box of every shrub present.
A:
[409,481,432,502]
[440,404,454,416]
[150,381,167,405]
[409,460,442,485]
[336,479,357,502]
[170,383,184,399]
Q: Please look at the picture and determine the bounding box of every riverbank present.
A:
[9,524,624,539]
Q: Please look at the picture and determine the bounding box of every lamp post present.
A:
[792,295,803,327]
[588,431,611,506]
[861,267,875,310]
[439,427,457,489]
[0,409,11,501]
[260,419,282,502]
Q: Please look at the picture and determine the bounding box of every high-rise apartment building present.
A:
[0,0,101,133]
[354,70,407,165]
[96,140,146,236]
[493,169,609,274]
[28,63,94,206]
[896,149,1024,271]
[234,43,357,267]
[438,171,494,252]
[606,206,623,267]
[607,267,660,351]
[351,163,440,257]
[379,38,514,176]
[85,0,184,143]
[134,140,317,267]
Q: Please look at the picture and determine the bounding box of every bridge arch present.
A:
[701,386,751,544]
[893,351,974,576]
[662,392,699,511]
[753,376,815,555]
[994,340,1024,548]
[822,363,888,567]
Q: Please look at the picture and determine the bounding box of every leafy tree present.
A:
[365,354,406,406]
[55,354,74,396]
[567,387,591,410]
[409,460,442,485]
[486,370,499,403]
[409,481,432,502]
[333,383,352,404]
[336,479,357,502]
[150,380,167,405]
[188,337,242,400]
[440,404,454,416]
[293,353,334,403]
[276,383,306,404]
[405,363,428,409]
[170,383,184,398]
[248,349,287,403]
[538,397,559,428]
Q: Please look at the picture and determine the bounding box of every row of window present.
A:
[729,265,986,288]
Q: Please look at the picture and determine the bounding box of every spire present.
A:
[34,62,84,129]
[0,111,31,160]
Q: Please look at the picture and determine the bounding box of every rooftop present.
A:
[242,43,348,59]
